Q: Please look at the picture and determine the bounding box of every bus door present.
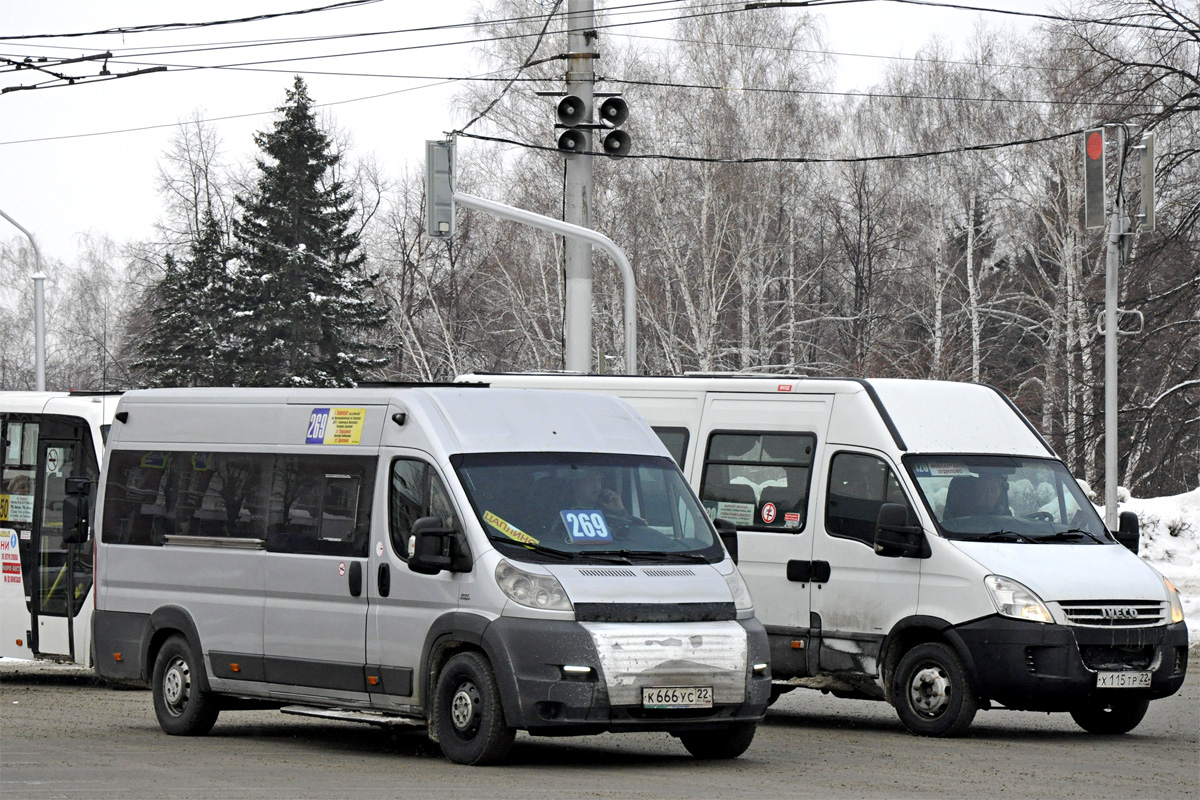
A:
[30,437,95,661]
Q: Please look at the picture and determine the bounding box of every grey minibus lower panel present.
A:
[93,609,153,683]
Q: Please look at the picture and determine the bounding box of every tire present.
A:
[679,721,757,760]
[892,642,977,737]
[152,635,219,736]
[431,652,515,765]
[1069,697,1150,735]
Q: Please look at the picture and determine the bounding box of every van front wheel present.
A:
[432,652,515,765]
[152,635,219,736]
[1069,697,1149,735]
[679,721,757,759]
[892,642,977,737]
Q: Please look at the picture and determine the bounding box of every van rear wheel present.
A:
[152,635,219,736]
[432,652,515,765]
[1069,697,1150,735]
[892,642,977,737]
[679,721,757,759]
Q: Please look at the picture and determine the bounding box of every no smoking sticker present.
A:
[761,502,777,524]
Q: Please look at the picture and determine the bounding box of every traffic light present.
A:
[1084,128,1105,230]
[425,139,455,239]
[597,96,631,158]
[1139,133,1155,232]
[556,95,588,156]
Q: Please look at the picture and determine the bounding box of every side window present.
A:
[699,432,815,532]
[266,456,375,557]
[651,427,689,469]
[825,452,915,546]
[389,458,457,560]
[1,416,39,529]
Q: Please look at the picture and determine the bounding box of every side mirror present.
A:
[1114,510,1140,554]
[61,476,91,545]
[874,502,926,558]
[407,516,472,575]
[713,517,738,563]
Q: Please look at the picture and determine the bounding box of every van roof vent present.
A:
[576,568,637,578]
[641,568,696,578]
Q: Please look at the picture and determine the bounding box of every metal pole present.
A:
[563,0,595,372]
[0,208,46,390]
[454,191,637,374]
[1103,209,1119,529]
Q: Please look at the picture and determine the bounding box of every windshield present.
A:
[452,452,722,564]
[905,455,1113,544]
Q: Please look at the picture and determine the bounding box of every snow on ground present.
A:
[1107,487,1200,649]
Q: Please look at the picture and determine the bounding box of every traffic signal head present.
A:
[1084,128,1105,230]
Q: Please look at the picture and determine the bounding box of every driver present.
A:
[976,474,1010,516]
[568,469,625,514]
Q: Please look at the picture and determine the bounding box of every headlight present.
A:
[495,559,573,612]
[723,567,754,613]
[984,575,1052,624]
[1164,577,1185,624]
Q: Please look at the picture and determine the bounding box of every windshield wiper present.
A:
[1037,528,1106,544]
[494,539,579,560]
[975,530,1042,544]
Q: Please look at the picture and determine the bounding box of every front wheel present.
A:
[1070,697,1150,735]
[891,642,977,737]
[152,635,219,736]
[678,721,757,759]
[432,652,515,765]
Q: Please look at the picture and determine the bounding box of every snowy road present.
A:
[2,660,1196,800]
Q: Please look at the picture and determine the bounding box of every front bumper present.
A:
[954,616,1188,711]
[482,616,771,735]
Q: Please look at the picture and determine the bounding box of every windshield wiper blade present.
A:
[976,530,1041,544]
[1039,528,1106,544]
[496,539,579,560]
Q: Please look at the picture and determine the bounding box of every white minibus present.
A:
[461,374,1189,737]
[0,391,119,666]
[83,387,770,764]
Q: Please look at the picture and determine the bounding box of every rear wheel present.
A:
[892,642,977,737]
[679,721,757,759]
[432,652,515,765]
[152,635,219,736]
[1070,697,1150,735]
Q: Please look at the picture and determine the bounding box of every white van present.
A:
[82,387,770,764]
[460,374,1189,736]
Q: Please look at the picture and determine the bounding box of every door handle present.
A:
[348,561,363,597]
[377,563,391,597]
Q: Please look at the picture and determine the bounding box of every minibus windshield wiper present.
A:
[497,539,579,560]
[975,530,1041,544]
[1036,529,1106,544]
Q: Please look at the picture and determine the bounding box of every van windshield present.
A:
[452,453,723,563]
[904,455,1113,545]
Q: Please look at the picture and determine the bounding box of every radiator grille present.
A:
[1059,600,1167,628]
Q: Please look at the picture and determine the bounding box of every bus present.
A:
[1,392,119,666]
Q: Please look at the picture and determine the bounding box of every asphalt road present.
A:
[2,659,1197,800]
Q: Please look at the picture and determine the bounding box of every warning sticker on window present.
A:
[483,511,539,545]
[306,407,367,445]
[911,462,972,478]
[714,502,755,527]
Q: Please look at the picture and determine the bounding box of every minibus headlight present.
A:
[723,568,754,612]
[495,559,573,612]
[1164,577,1185,624]
[984,575,1052,624]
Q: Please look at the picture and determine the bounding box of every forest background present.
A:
[0,0,1197,500]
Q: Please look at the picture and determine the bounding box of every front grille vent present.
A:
[576,568,637,578]
[1059,600,1167,628]
[641,568,696,577]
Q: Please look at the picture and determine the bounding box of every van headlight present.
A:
[495,559,573,612]
[1164,577,1185,624]
[723,568,754,613]
[984,575,1052,624]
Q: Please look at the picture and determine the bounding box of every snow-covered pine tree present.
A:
[131,209,242,387]
[230,76,387,387]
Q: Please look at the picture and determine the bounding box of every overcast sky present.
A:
[1,0,1050,264]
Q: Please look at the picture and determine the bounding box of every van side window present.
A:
[825,452,915,545]
[651,427,689,469]
[266,456,374,557]
[389,459,457,560]
[699,432,815,532]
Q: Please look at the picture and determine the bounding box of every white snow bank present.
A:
[1103,487,1200,649]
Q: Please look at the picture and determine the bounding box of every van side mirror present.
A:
[713,517,738,563]
[407,516,472,575]
[61,476,91,545]
[1114,510,1140,554]
[874,503,926,558]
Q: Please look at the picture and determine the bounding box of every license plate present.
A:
[1096,671,1151,689]
[641,686,713,709]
